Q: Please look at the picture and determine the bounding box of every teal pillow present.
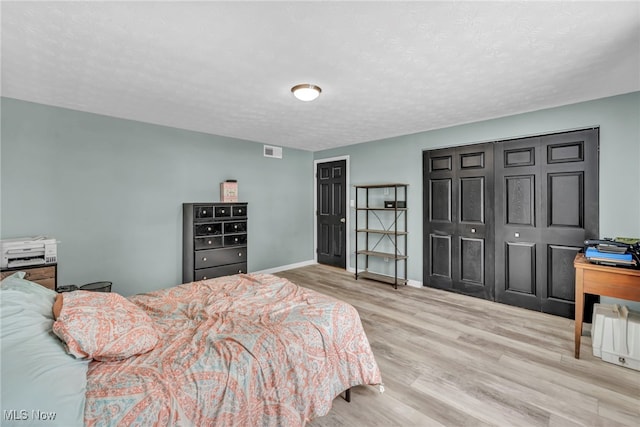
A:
[1,273,89,426]
[0,272,57,318]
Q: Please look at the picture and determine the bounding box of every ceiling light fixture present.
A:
[291,84,322,102]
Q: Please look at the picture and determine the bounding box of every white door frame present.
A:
[313,155,351,271]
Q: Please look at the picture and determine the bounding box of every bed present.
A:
[0,272,381,426]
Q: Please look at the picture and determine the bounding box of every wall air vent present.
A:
[263,145,283,159]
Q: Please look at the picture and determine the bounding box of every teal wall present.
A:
[1,98,314,296]
[2,93,639,308]
[315,92,640,308]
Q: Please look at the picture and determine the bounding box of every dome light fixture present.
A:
[291,84,322,102]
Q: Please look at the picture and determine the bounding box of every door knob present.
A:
[340,218,346,223]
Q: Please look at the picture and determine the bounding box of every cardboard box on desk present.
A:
[220,181,238,202]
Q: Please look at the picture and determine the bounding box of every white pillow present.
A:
[1,273,89,427]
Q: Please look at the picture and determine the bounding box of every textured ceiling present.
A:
[2,1,639,151]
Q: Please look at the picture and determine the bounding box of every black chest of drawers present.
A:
[182,202,248,283]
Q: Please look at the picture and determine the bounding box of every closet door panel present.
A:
[505,242,536,295]
[496,129,599,318]
[460,237,484,285]
[424,143,494,299]
[495,136,542,309]
[547,245,582,302]
[430,234,451,278]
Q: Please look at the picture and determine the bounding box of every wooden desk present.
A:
[0,263,58,290]
[574,253,640,358]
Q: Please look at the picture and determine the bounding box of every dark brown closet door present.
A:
[494,129,599,317]
[423,143,495,300]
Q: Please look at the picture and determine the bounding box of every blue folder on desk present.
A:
[585,247,634,267]
[585,247,632,261]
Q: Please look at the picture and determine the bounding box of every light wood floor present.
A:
[275,264,640,427]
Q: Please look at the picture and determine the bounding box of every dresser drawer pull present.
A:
[234,238,239,242]
[234,225,238,229]
[221,209,226,213]
[202,210,207,214]
[238,270,242,273]
[203,276,207,280]
[238,252,243,257]
[207,227,212,232]
[238,209,243,214]
[202,257,207,261]
[208,240,212,244]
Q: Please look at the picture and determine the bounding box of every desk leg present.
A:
[574,268,585,359]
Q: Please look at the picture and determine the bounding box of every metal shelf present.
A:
[353,183,408,189]
[356,271,408,286]
[356,207,407,211]
[356,250,408,260]
[354,183,408,289]
[356,229,407,235]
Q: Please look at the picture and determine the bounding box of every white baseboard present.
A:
[254,259,317,274]
[406,279,423,288]
[347,267,423,288]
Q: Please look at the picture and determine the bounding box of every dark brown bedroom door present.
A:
[317,159,347,268]
[423,143,495,300]
[494,129,599,318]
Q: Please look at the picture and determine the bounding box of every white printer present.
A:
[1,236,58,269]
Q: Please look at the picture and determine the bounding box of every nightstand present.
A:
[1,264,58,290]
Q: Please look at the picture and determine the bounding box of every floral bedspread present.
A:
[84,273,381,426]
